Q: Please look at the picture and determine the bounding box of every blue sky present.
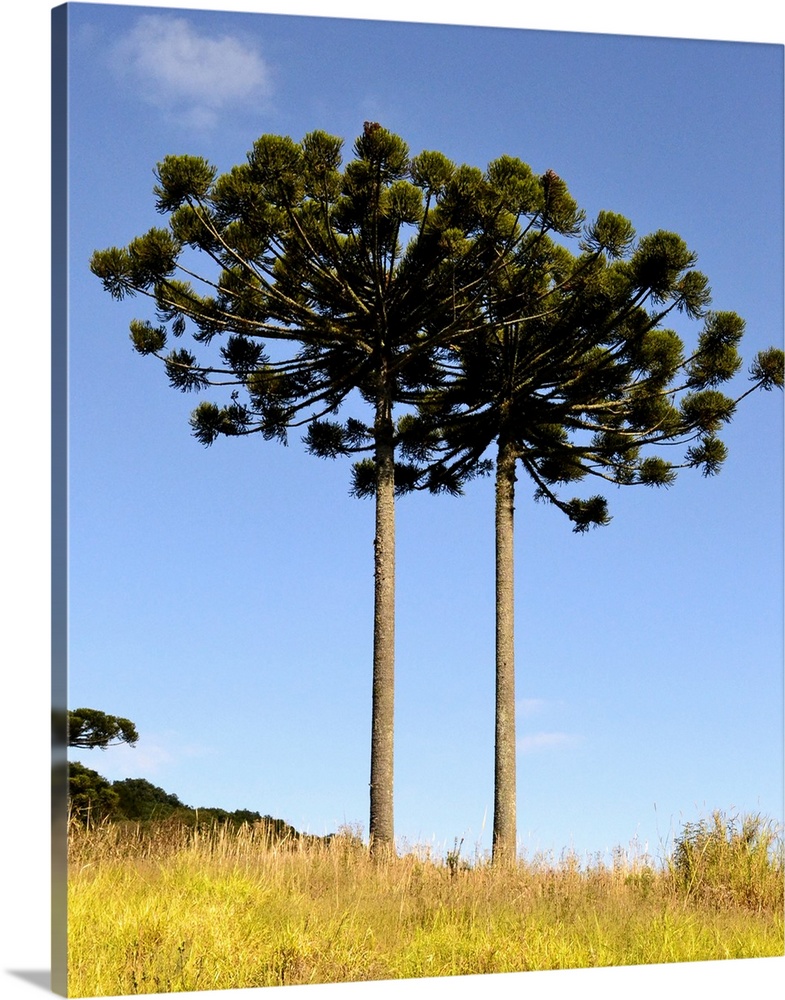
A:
[61,3,784,866]
[2,3,783,999]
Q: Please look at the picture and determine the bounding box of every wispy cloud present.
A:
[516,699,581,752]
[517,698,548,718]
[112,15,272,128]
[518,732,581,754]
[73,731,210,780]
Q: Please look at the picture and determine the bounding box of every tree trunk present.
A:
[493,435,517,865]
[369,388,396,857]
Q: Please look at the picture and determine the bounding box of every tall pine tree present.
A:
[92,126,781,860]
[92,125,552,854]
[410,205,783,863]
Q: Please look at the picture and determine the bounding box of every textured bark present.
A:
[493,436,517,865]
[369,390,396,857]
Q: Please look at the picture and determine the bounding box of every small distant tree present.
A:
[68,708,139,750]
[68,761,120,824]
[112,777,186,821]
[230,808,263,825]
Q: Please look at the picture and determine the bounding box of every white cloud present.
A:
[515,699,579,751]
[112,15,272,128]
[517,697,548,717]
[518,732,580,754]
[70,731,209,781]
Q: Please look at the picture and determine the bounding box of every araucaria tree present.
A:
[68,708,139,750]
[91,124,548,854]
[91,125,782,862]
[411,202,783,864]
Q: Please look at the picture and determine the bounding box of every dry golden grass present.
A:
[66,814,784,997]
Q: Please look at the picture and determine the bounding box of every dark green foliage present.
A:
[153,155,217,212]
[538,168,584,235]
[189,400,252,443]
[90,124,626,468]
[220,334,267,376]
[91,125,784,859]
[687,312,745,387]
[679,390,737,433]
[112,778,187,822]
[94,125,605,854]
[409,149,455,195]
[66,762,307,839]
[231,809,265,826]
[89,123,783,522]
[68,708,139,750]
[580,210,636,257]
[749,346,785,390]
[164,348,210,391]
[68,761,121,823]
[685,434,728,476]
[349,457,378,498]
[129,319,167,355]
[637,456,677,487]
[560,495,611,533]
[304,419,355,458]
[630,230,697,301]
[405,196,782,530]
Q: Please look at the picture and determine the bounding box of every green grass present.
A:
[67,813,784,996]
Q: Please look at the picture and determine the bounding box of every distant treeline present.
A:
[68,760,324,843]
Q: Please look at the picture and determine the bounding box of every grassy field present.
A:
[67,813,784,996]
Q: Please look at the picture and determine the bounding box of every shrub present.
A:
[670,810,784,911]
